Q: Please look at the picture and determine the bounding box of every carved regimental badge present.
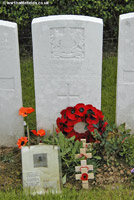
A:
[50,27,85,59]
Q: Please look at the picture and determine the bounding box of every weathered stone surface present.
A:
[116,13,134,130]
[0,20,24,147]
[32,15,103,132]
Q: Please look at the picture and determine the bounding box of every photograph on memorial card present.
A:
[33,153,48,168]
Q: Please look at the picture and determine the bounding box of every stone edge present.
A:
[0,20,17,28]
[32,15,103,25]
[120,12,134,21]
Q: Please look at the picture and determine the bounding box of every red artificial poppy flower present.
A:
[57,117,67,129]
[66,107,77,120]
[75,103,87,117]
[99,121,108,134]
[86,104,98,115]
[86,114,99,125]
[60,109,67,120]
[64,117,84,136]
[17,137,28,149]
[66,117,82,127]
[31,129,46,136]
[60,109,66,116]
[57,118,62,129]
[19,107,34,117]
[86,104,94,112]
[38,129,46,136]
[56,127,60,134]
[31,130,38,136]
[103,121,108,128]
[81,173,88,181]
[96,109,104,120]
[86,104,93,109]
[64,126,73,133]
[65,119,75,127]
[87,124,97,132]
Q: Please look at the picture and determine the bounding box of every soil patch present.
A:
[0,147,133,190]
[0,147,22,190]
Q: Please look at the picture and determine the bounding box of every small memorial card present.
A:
[21,144,62,195]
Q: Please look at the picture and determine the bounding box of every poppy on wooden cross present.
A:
[75,139,94,189]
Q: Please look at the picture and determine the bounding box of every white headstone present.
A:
[32,15,103,132]
[0,20,24,146]
[116,13,134,129]
[21,144,62,195]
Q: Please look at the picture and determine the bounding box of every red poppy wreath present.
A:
[56,103,108,143]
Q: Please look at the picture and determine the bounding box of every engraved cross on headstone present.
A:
[57,83,79,106]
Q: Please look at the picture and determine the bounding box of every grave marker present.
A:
[21,144,62,195]
[116,13,134,129]
[32,15,103,133]
[75,139,94,189]
[0,20,24,147]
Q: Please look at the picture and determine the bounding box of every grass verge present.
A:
[0,185,134,200]
[20,57,36,129]
[101,56,117,125]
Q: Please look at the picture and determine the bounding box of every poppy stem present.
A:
[27,125,30,148]
[37,136,40,144]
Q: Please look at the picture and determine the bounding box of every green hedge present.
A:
[0,0,134,43]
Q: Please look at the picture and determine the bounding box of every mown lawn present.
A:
[0,185,134,200]
[20,57,36,129]
[20,55,117,128]
[101,56,117,125]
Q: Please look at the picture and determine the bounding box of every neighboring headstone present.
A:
[116,13,134,130]
[21,144,62,195]
[32,15,103,132]
[0,20,24,146]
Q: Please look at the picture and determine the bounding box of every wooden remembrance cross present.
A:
[75,139,94,189]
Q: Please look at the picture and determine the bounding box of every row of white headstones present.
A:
[0,13,134,147]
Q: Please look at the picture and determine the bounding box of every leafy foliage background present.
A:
[0,0,134,55]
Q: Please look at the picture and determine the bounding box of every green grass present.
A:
[1,185,134,200]
[101,56,117,125]
[20,57,36,129]
[20,55,117,127]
